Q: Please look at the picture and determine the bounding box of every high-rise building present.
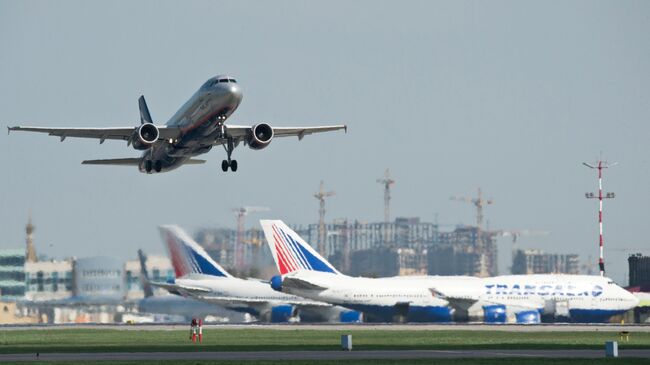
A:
[511,249,580,275]
[0,249,26,299]
[628,254,650,287]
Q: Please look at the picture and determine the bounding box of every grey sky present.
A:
[1,1,649,284]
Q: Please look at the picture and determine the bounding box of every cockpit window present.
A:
[218,79,228,83]
[228,79,237,83]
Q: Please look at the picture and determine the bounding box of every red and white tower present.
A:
[583,160,616,277]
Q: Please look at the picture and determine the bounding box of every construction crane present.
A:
[314,180,335,256]
[377,169,395,245]
[377,169,395,224]
[233,206,270,268]
[450,188,494,230]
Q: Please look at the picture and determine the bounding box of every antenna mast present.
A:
[583,159,616,277]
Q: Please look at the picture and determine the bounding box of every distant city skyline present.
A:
[2,1,649,285]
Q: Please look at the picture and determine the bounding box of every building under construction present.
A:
[628,254,650,287]
[511,249,580,275]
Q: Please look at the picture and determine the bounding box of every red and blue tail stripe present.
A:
[264,220,339,275]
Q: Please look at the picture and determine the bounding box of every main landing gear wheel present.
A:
[221,159,238,172]
[221,136,238,172]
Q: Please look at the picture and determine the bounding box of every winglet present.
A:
[344,125,348,133]
[6,126,9,135]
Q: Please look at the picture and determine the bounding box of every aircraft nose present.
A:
[229,84,243,102]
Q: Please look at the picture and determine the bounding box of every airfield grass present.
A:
[2,360,650,365]
[1,328,650,354]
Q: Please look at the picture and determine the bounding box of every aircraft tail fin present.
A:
[139,95,154,124]
[260,220,341,276]
[137,249,154,298]
[159,225,232,279]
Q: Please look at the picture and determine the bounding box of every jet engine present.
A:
[270,275,283,292]
[515,310,541,324]
[132,123,160,150]
[482,304,507,323]
[270,304,297,323]
[247,123,274,150]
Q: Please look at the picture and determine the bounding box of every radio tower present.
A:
[314,181,335,256]
[583,159,616,277]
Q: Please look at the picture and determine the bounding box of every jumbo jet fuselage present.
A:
[141,76,243,173]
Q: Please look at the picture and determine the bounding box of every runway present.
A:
[2,349,650,362]
[3,323,650,332]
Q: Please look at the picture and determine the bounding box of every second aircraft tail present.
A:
[260,220,341,276]
[159,225,232,279]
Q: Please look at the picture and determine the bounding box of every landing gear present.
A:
[145,160,162,173]
[221,137,238,172]
[221,159,238,171]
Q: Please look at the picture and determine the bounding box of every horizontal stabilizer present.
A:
[82,158,141,166]
[82,158,206,166]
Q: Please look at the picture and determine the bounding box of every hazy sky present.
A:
[1,1,649,284]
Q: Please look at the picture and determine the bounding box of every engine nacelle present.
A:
[339,310,363,323]
[516,310,541,324]
[270,275,283,292]
[483,304,507,323]
[247,123,274,150]
[406,306,453,323]
[132,123,160,150]
[270,304,297,323]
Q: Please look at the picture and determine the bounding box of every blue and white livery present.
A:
[262,220,454,322]
[262,220,639,323]
[153,225,361,323]
[431,274,639,323]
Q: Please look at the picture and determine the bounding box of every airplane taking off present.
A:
[152,225,361,323]
[8,75,346,173]
[261,220,639,323]
[261,220,454,322]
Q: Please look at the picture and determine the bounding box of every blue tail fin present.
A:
[159,225,232,278]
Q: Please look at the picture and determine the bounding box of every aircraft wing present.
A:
[282,276,328,291]
[8,125,181,142]
[197,295,328,307]
[225,124,347,141]
[429,288,473,311]
[149,281,211,295]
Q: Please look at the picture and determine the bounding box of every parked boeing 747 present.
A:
[261,220,639,323]
[8,75,346,173]
[151,225,361,323]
